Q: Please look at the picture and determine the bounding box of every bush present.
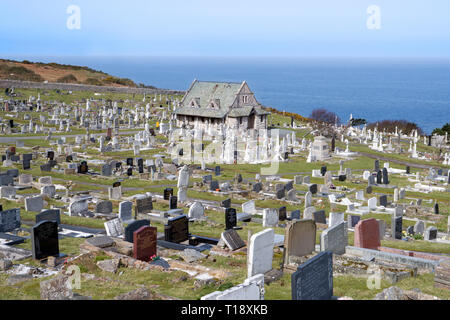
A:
[102,76,137,87]
[310,108,340,125]
[57,74,78,83]
[84,77,103,86]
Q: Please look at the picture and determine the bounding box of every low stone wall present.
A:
[0,79,185,95]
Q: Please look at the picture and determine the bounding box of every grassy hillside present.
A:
[0,58,155,88]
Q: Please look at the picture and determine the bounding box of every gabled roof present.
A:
[181,80,243,109]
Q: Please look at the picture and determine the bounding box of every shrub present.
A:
[57,74,78,83]
[310,108,340,125]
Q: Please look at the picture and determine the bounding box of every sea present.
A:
[9,56,450,134]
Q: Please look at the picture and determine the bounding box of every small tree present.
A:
[310,108,340,125]
[309,108,340,137]
[432,123,450,136]
[350,118,367,127]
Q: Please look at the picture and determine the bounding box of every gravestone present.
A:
[22,160,31,170]
[374,160,380,172]
[434,202,439,215]
[126,158,133,166]
[382,168,389,184]
[95,200,113,214]
[104,219,124,237]
[248,228,274,277]
[102,164,112,176]
[379,195,388,207]
[77,161,88,174]
[263,208,278,227]
[25,196,44,212]
[164,215,189,243]
[354,218,380,250]
[368,197,377,210]
[0,208,21,232]
[36,209,61,226]
[313,210,326,224]
[221,229,245,251]
[284,219,316,262]
[424,227,437,241]
[188,202,204,219]
[376,171,382,184]
[278,206,287,221]
[133,226,157,262]
[163,188,173,200]
[252,182,262,193]
[124,220,150,243]
[276,188,285,200]
[169,196,177,210]
[31,221,59,260]
[413,220,425,235]
[320,221,348,255]
[220,198,231,208]
[135,196,153,215]
[309,184,318,194]
[290,210,301,220]
[119,201,133,222]
[392,216,402,240]
[328,212,344,228]
[225,208,237,230]
[347,215,360,228]
[291,251,333,300]
[0,186,16,199]
[210,180,219,191]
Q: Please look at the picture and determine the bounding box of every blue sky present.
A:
[1,0,450,58]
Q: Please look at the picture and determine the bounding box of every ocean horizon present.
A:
[4,55,450,134]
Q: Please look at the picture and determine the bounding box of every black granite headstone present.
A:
[392,216,402,240]
[379,195,388,207]
[382,168,389,185]
[124,219,150,243]
[225,208,237,230]
[169,196,178,210]
[164,215,189,243]
[278,206,287,221]
[309,184,318,194]
[126,158,134,167]
[31,221,59,260]
[221,198,231,208]
[163,188,173,201]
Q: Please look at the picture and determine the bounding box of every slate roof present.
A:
[181,80,242,109]
[174,106,227,119]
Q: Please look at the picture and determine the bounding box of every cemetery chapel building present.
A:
[174,80,270,131]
